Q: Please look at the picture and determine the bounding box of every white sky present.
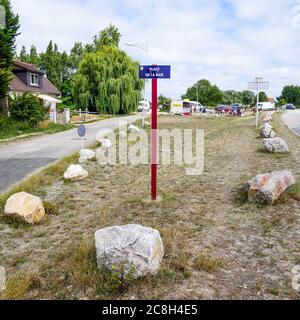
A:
[11,0,300,100]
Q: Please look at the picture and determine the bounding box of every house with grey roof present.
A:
[1,61,62,123]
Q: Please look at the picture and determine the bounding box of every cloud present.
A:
[11,0,300,100]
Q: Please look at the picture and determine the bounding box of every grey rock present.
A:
[263,138,289,153]
[95,224,164,278]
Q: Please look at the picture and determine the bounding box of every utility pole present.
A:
[248,77,269,128]
[125,41,149,127]
[255,77,262,128]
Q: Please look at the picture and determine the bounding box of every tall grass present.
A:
[0,116,74,140]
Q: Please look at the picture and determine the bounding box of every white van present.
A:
[171,100,203,115]
[257,102,275,111]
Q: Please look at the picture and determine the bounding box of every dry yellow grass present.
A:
[0,113,300,300]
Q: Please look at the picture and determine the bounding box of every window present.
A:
[30,73,39,86]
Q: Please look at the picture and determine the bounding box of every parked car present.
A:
[231,103,242,109]
[253,102,276,112]
[283,104,296,110]
[231,105,242,116]
[215,105,233,114]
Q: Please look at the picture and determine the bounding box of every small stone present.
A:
[128,124,141,133]
[64,164,88,181]
[99,139,112,149]
[79,149,96,163]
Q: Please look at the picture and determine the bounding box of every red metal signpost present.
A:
[139,65,171,201]
[151,78,158,200]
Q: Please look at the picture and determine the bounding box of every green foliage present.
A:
[72,46,143,114]
[0,115,74,140]
[241,90,255,105]
[9,93,45,125]
[182,81,256,107]
[18,45,40,66]
[223,90,242,104]
[279,85,300,106]
[93,24,121,50]
[17,25,122,110]
[277,98,286,107]
[182,79,223,106]
[158,95,171,111]
[256,91,269,103]
[0,0,20,100]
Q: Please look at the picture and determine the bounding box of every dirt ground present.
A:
[0,113,300,300]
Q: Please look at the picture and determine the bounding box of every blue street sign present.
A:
[78,125,86,138]
[139,65,171,79]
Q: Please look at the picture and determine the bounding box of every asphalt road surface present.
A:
[0,115,141,192]
[282,109,300,136]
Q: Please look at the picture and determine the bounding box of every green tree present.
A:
[19,45,28,62]
[72,46,144,114]
[94,24,121,50]
[28,45,40,66]
[256,91,269,102]
[158,95,171,112]
[280,85,300,106]
[222,90,242,104]
[69,42,85,73]
[241,90,255,106]
[277,98,286,107]
[0,0,20,102]
[9,93,45,125]
[40,41,62,89]
[182,79,223,106]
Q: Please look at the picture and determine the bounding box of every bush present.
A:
[9,93,46,126]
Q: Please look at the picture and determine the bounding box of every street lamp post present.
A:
[248,77,269,128]
[125,42,149,127]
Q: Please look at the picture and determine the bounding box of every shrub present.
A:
[9,93,46,126]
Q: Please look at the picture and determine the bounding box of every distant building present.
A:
[268,97,276,103]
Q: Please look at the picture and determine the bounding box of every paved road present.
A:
[282,110,300,136]
[0,115,141,192]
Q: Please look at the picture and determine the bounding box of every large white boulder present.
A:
[99,138,112,149]
[128,124,141,133]
[263,138,289,153]
[64,164,88,181]
[4,192,45,224]
[246,171,295,204]
[263,113,273,122]
[79,149,96,163]
[95,224,164,278]
[260,123,276,138]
